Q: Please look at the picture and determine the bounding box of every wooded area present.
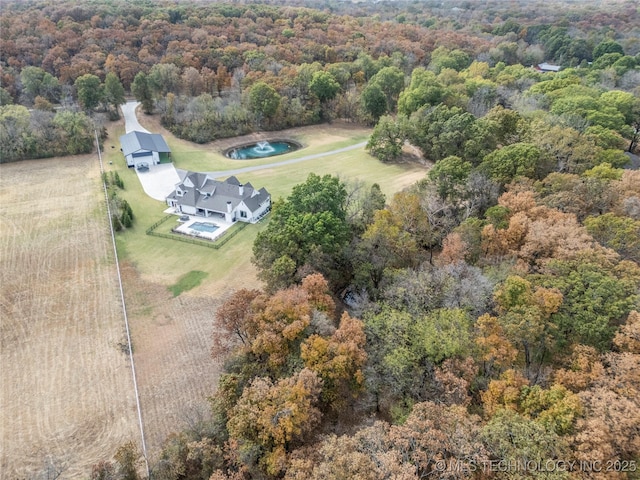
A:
[2,0,639,478]
[1,0,639,158]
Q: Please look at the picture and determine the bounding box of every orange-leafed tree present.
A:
[300,273,335,315]
[613,310,640,354]
[554,344,605,392]
[212,288,261,358]
[475,313,518,377]
[250,285,313,373]
[493,275,563,377]
[301,311,367,409]
[481,369,529,417]
[481,190,613,271]
[227,368,323,477]
[387,402,489,478]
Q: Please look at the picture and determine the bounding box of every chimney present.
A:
[238,184,244,196]
[226,201,232,213]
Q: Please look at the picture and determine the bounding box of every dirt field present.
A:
[120,262,223,456]
[0,153,226,476]
[0,156,140,477]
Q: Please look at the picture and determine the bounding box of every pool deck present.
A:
[167,210,235,241]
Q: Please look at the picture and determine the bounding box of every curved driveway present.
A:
[121,101,150,134]
[121,101,180,201]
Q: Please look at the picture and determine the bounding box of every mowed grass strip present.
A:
[169,270,208,297]
[102,121,427,295]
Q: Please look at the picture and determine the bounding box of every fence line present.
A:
[146,214,249,249]
[95,130,150,477]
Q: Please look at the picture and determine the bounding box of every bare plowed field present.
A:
[0,157,139,478]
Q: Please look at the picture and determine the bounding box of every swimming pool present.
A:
[190,222,219,233]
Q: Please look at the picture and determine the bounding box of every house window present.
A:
[240,211,247,218]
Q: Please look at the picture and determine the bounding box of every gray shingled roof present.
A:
[120,131,171,156]
[243,187,270,211]
[169,172,270,214]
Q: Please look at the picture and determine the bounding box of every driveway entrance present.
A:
[120,101,181,201]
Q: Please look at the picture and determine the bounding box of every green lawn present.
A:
[237,146,426,200]
[169,130,371,173]
[168,270,208,297]
[102,122,427,294]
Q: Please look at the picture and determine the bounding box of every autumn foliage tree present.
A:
[480,190,610,270]
[567,315,640,478]
[286,401,488,480]
[212,289,262,359]
[301,311,367,409]
[227,368,323,477]
[492,275,563,377]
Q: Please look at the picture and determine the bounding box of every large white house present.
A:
[535,62,562,73]
[166,173,271,223]
[120,131,171,168]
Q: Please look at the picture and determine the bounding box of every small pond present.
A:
[225,140,301,159]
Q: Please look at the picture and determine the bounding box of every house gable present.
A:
[166,171,271,223]
[183,175,195,188]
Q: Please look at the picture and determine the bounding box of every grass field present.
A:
[0,156,139,477]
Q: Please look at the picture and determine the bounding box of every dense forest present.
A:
[1,0,639,157]
[2,0,640,479]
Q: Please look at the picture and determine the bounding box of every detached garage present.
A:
[119,131,171,169]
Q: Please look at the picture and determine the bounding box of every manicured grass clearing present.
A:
[169,129,371,173]
[102,122,427,294]
[169,270,208,296]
